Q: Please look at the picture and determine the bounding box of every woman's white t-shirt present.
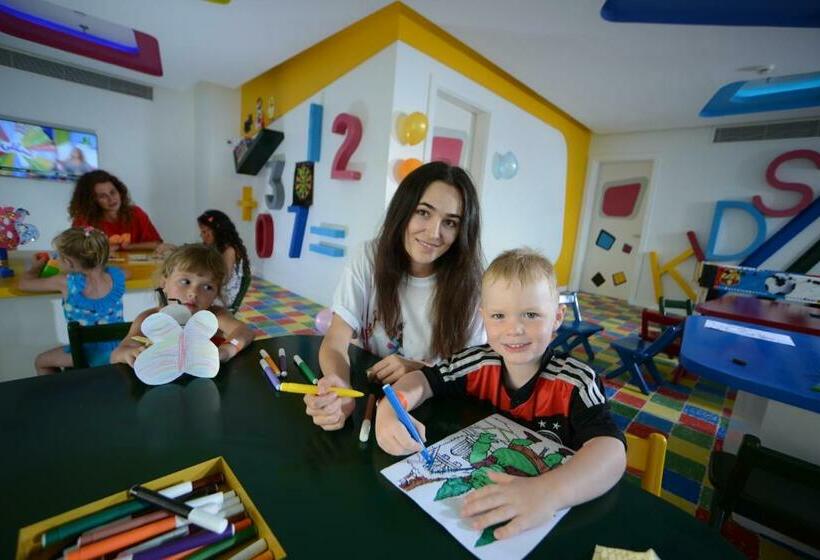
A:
[331,242,485,363]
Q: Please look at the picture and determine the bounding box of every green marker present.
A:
[293,354,319,385]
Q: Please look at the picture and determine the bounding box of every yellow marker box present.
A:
[16,457,286,560]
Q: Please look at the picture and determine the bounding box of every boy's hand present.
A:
[120,344,146,367]
[218,344,236,362]
[367,355,425,384]
[461,470,561,540]
[375,397,426,455]
[304,374,355,431]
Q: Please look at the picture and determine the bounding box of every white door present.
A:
[580,160,653,300]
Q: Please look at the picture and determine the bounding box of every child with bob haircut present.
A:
[18,226,126,373]
[111,244,254,367]
[376,248,626,541]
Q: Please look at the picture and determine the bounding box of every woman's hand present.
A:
[303,374,356,431]
[367,355,426,384]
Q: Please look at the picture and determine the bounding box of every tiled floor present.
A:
[236,279,804,560]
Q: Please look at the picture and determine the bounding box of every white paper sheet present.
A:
[704,319,795,347]
[381,413,572,560]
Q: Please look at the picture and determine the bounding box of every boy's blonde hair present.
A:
[483,248,558,301]
[53,227,109,269]
[157,244,227,291]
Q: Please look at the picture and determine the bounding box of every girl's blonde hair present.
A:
[157,243,227,291]
[53,227,109,269]
[483,248,558,302]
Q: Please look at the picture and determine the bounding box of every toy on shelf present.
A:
[0,207,39,278]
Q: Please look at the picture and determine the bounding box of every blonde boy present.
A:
[376,248,626,540]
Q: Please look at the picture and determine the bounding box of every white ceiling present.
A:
[2,0,819,134]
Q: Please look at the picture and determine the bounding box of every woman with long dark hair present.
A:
[69,170,163,252]
[305,162,485,430]
[197,209,251,307]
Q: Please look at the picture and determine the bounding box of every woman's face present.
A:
[199,224,215,245]
[93,181,121,216]
[403,180,463,277]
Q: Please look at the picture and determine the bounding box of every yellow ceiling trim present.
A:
[239,2,590,284]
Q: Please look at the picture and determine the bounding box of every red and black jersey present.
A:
[422,345,625,451]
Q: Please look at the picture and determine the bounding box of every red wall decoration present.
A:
[255,213,274,258]
[331,113,362,180]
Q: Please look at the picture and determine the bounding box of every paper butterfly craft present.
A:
[134,310,220,385]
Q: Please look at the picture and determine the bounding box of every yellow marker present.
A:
[278,382,364,398]
[131,336,151,346]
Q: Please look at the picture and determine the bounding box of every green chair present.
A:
[658,296,693,316]
[709,434,820,550]
[67,321,132,369]
[229,272,252,314]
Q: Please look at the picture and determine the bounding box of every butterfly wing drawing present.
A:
[134,312,185,385]
[133,310,220,384]
[182,310,220,379]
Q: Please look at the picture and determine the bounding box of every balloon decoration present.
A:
[0,207,39,277]
[492,151,519,180]
[314,308,333,335]
[395,158,423,182]
[396,112,428,145]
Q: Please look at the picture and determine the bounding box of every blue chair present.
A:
[605,322,684,394]
[550,292,603,361]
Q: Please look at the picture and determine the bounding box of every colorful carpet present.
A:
[236,279,803,559]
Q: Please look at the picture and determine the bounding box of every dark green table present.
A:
[0,336,742,559]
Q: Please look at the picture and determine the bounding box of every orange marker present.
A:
[67,516,179,560]
[259,349,280,375]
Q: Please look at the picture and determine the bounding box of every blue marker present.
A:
[383,384,432,465]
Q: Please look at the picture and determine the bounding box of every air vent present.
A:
[0,47,153,100]
[714,119,820,143]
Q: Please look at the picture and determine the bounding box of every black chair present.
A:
[229,273,252,314]
[658,296,693,316]
[67,321,132,369]
[709,434,820,550]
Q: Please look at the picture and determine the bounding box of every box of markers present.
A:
[16,456,286,559]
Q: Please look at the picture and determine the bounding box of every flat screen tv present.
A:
[0,116,98,181]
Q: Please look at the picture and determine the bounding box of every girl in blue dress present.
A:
[19,227,125,373]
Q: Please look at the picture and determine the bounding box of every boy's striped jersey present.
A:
[422,345,624,450]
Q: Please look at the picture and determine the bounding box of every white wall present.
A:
[0,65,197,250]
[389,43,568,266]
[577,127,820,308]
[192,82,252,252]
[248,46,397,306]
[248,42,569,307]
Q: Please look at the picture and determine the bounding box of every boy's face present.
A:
[162,269,219,313]
[480,278,565,374]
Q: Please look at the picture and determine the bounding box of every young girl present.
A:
[111,244,255,367]
[18,227,126,374]
[305,161,485,430]
[197,210,250,308]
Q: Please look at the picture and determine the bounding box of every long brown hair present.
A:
[197,209,251,281]
[68,170,134,226]
[374,161,482,358]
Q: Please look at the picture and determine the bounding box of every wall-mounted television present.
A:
[0,116,98,181]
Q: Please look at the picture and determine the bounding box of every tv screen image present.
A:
[0,117,98,180]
